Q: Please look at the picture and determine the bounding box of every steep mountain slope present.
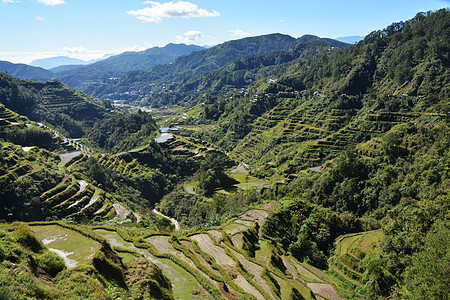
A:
[187,10,449,299]
[0,72,109,137]
[197,9,449,173]
[84,34,340,100]
[57,44,205,88]
[144,37,348,106]
[1,9,448,300]
[0,61,55,82]
[276,10,450,98]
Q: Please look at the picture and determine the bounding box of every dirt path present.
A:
[153,209,180,231]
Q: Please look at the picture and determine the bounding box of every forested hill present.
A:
[275,9,450,98]
[185,10,449,299]
[144,38,349,106]
[56,43,205,89]
[199,9,449,148]
[0,60,55,82]
[0,72,109,137]
[83,34,348,99]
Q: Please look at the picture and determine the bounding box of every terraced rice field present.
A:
[31,224,101,268]
[27,203,349,299]
[327,229,384,297]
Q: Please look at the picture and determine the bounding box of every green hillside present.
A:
[0,9,449,300]
[0,61,55,82]
[0,72,109,137]
[143,37,348,107]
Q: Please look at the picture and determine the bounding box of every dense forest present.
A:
[0,9,448,300]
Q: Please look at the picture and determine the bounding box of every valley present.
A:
[0,8,449,300]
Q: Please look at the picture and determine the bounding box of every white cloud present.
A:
[229,29,250,38]
[128,1,220,23]
[37,0,65,6]
[35,16,45,21]
[1,0,19,3]
[175,30,203,43]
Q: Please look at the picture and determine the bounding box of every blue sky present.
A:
[1,0,448,63]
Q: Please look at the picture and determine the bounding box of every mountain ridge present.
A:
[83,33,349,100]
[0,60,55,82]
[57,43,205,88]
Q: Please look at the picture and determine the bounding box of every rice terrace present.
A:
[0,2,449,300]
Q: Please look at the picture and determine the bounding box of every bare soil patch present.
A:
[239,209,270,227]
[229,248,275,299]
[302,262,335,283]
[231,233,243,250]
[181,240,221,277]
[307,282,342,300]
[288,257,321,281]
[233,219,255,227]
[207,230,223,243]
[223,223,248,235]
[113,203,131,218]
[147,236,218,293]
[190,234,235,266]
[233,273,265,300]
[281,255,298,280]
[261,202,277,211]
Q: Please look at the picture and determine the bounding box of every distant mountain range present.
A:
[0,44,205,87]
[56,44,205,88]
[30,56,90,69]
[335,35,365,44]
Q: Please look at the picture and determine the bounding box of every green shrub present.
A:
[242,227,260,257]
[13,222,44,253]
[289,287,305,300]
[92,250,126,288]
[35,251,66,277]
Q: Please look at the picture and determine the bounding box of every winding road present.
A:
[152,209,180,231]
